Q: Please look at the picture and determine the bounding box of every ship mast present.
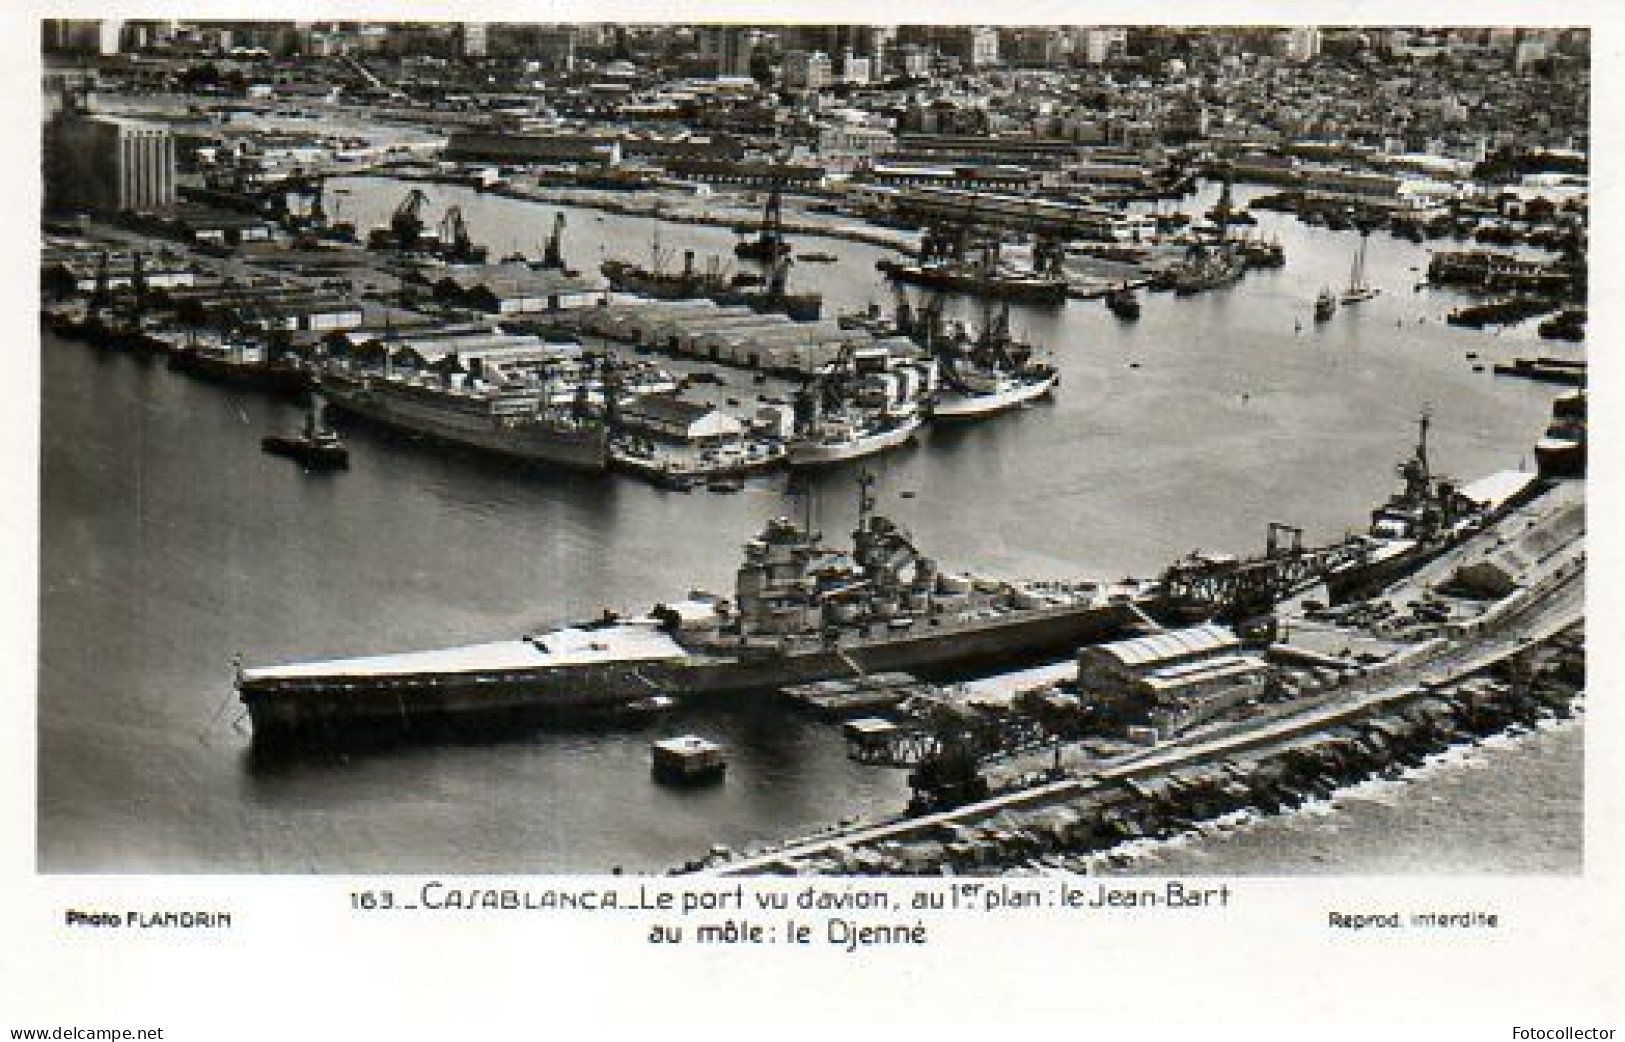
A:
[856,468,877,532]
[1397,406,1433,507]
[1350,232,1369,294]
[1215,173,1233,243]
[1415,406,1431,482]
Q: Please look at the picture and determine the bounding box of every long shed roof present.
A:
[1090,623,1239,668]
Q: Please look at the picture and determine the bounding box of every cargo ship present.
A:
[1164,241,1246,295]
[601,249,822,322]
[317,364,610,472]
[784,342,932,466]
[927,304,1059,420]
[787,411,923,466]
[237,475,1133,743]
[876,257,1068,304]
[167,333,312,393]
[734,186,793,262]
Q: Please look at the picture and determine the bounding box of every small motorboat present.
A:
[1314,287,1337,322]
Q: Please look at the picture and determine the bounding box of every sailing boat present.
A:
[1341,233,1380,304]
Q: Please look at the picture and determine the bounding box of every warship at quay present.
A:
[1323,413,1539,605]
[238,475,1135,743]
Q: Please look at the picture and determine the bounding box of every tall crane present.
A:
[437,205,486,262]
[541,212,568,270]
[735,184,791,261]
[373,188,430,251]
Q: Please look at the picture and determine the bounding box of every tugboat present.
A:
[1105,284,1142,320]
[262,394,349,469]
[1314,287,1338,322]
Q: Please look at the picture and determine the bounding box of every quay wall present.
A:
[706,625,1582,876]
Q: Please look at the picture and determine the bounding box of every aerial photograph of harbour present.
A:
[37,20,1589,875]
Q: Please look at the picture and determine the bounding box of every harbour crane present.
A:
[88,251,112,312]
[377,187,430,251]
[763,250,796,303]
[1157,522,1366,624]
[735,183,791,261]
[437,206,486,263]
[541,212,568,270]
[844,694,1064,814]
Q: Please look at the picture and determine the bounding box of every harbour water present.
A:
[38,180,1581,873]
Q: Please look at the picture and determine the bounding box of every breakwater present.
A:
[701,623,1582,876]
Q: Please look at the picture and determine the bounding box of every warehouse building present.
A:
[1077,624,1271,737]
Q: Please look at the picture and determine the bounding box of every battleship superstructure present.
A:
[1323,412,1502,604]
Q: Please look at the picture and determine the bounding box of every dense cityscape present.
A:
[39,21,1586,877]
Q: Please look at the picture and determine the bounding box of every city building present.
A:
[697,26,756,79]
[1078,28,1128,65]
[486,23,576,68]
[935,26,1000,69]
[1281,27,1321,64]
[43,19,117,55]
[1514,35,1550,73]
[783,50,832,92]
[839,52,874,85]
[893,44,932,78]
[817,120,896,173]
[620,395,744,445]
[47,111,177,214]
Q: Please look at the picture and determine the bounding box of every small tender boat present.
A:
[1105,283,1142,320]
[1314,287,1337,322]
